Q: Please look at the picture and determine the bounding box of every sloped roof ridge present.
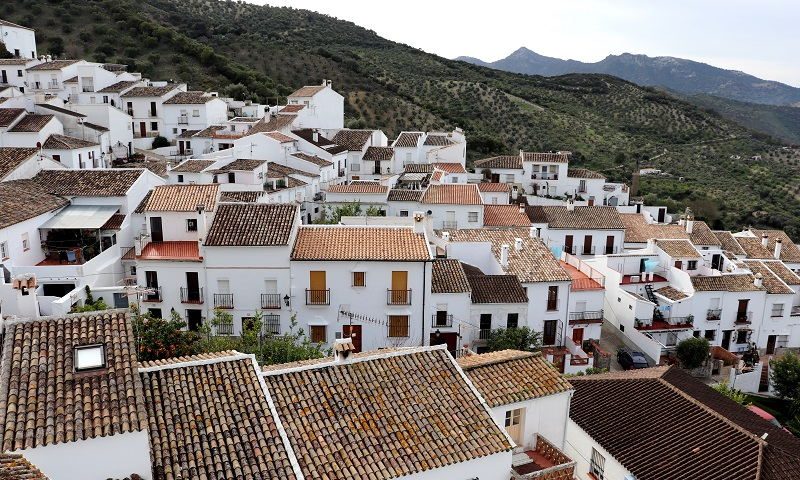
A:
[262,345,440,377]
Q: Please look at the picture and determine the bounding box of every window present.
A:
[547,286,559,311]
[74,345,106,372]
[172,128,178,134]
[148,308,162,319]
[1,241,9,260]
[507,313,519,329]
[736,330,749,344]
[687,260,698,270]
[228,172,235,183]
[491,197,498,204]
[177,174,184,183]
[589,448,605,480]
[310,325,327,343]
[468,211,479,223]
[504,174,515,183]
[186,218,198,232]
[192,109,200,117]
[504,408,522,428]
[399,210,409,217]
[130,265,137,276]
[704,329,716,341]
[772,304,785,317]
[693,330,701,338]
[388,315,410,337]
[103,95,108,103]
[350,163,360,172]
[352,271,366,287]
[21,232,29,251]
[150,122,158,131]
[17,69,23,77]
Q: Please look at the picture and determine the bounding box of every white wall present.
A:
[564,420,631,480]
[0,24,36,58]
[395,450,512,480]
[489,391,572,450]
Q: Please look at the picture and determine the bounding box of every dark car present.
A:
[617,349,649,370]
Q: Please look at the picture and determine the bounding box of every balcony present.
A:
[707,309,722,321]
[387,289,412,305]
[133,131,159,138]
[306,289,330,305]
[603,246,619,255]
[178,115,189,124]
[792,306,800,317]
[142,286,162,303]
[735,311,752,325]
[479,328,492,340]
[562,245,576,255]
[432,314,454,328]
[261,293,282,309]
[213,293,234,309]
[442,221,458,230]
[214,320,234,336]
[635,316,694,331]
[568,310,604,325]
[531,172,558,180]
[180,287,204,304]
[511,435,576,479]
[581,245,596,255]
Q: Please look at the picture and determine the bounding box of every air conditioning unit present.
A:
[631,275,640,283]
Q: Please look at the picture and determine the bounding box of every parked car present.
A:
[617,349,649,370]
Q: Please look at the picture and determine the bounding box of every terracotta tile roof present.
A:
[248,114,296,134]
[0,453,48,479]
[139,354,299,480]
[387,189,423,202]
[530,205,625,229]
[363,146,394,161]
[447,229,572,283]
[393,131,422,148]
[423,134,455,146]
[212,158,267,172]
[331,129,373,151]
[431,170,444,182]
[566,167,605,179]
[137,241,202,261]
[162,91,214,104]
[421,184,482,205]
[292,226,430,261]
[220,190,265,203]
[751,229,800,263]
[121,85,179,97]
[229,116,261,123]
[266,176,306,192]
[263,131,296,143]
[0,147,37,180]
[713,230,747,256]
[288,85,326,97]
[743,261,794,294]
[327,183,388,194]
[655,286,689,301]
[466,271,528,303]
[0,108,26,127]
[522,151,571,163]
[433,162,466,173]
[569,366,800,480]
[267,162,319,178]
[35,102,85,117]
[41,133,98,149]
[0,19,33,30]
[0,310,147,452]
[290,128,347,154]
[735,236,774,259]
[655,239,701,258]
[31,169,143,196]
[97,80,139,93]
[279,104,305,113]
[691,274,764,292]
[0,180,68,229]
[621,213,690,243]
[474,155,522,169]
[688,221,721,246]
[206,203,296,246]
[176,129,199,139]
[8,114,54,132]
[404,163,434,173]
[138,350,240,368]
[760,261,800,285]
[169,159,214,173]
[263,347,512,479]
[431,258,471,293]
[81,121,109,132]
[26,59,79,71]
[0,58,30,65]
[483,204,532,227]
[477,182,511,192]
[458,351,572,407]
[138,184,219,212]
[291,151,333,167]
[101,213,126,230]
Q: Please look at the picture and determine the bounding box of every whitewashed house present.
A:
[421,184,484,229]
[530,203,626,258]
[0,18,37,59]
[121,84,183,148]
[161,91,227,142]
[285,80,344,131]
[0,58,30,91]
[25,59,83,100]
[41,133,103,169]
[2,113,63,148]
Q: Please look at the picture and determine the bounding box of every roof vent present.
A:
[762,234,769,248]
[774,238,782,259]
[754,273,763,288]
[334,338,356,363]
[514,238,524,251]
[500,244,510,268]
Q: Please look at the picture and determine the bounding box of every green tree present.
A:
[314,202,364,224]
[151,136,170,149]
[131,307,201,361]
[712,380,749,406]
[676,337,710,369]
[70,286,109,313]
[770,352,800,402]
[486,327,541,352]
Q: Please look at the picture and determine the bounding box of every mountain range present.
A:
[457,48,800,107]
[3,0,799,237]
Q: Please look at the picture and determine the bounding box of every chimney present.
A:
[500,244,510,268]
[519,204,526,215]
[441,231,450,242]
[684,207,694,234]
[196,204,207,241]
[529,226,537,238]
[754,273,763,288]
[774,238,782,259]
[567,197,575,212]
[412,211,425,234]
[762,234,769,248]
[334,338,356,363]
[514,238,523,251]
[312,130,319,143]
[511,185,518,200]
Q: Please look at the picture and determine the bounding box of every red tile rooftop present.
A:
[137,241,201,261]
[560,261,603,290]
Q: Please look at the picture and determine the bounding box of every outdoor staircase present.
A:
[645,284,664,321]
[759,360,770,393]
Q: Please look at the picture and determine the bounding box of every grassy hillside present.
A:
[4,0,800,238]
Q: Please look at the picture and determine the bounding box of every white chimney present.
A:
[334,338,356,363]
[529,226,537,238]
[567,197,575,212]
[511,185,518,200]
[774,238,782,259]
[519,204,526,215]
[762,234,769,248]
[441,231,450,242]
[684,207,694,234]
[754,273,763,288]
[312,130,319,142]
[500,244,510,268]
[196,204,207,241]
[412,211,425,234]
[514,238,524,251]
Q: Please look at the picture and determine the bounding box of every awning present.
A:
[40,205,120,230]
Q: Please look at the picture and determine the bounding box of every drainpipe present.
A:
[421,258,429,347]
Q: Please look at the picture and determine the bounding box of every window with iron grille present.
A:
[186,218,197,232]
[263,314,280,335]
[352,271,366,287]
[310,325,327,343]
[736,330,749,344]
[590,448,605,479]
[388,315,409,337]
[468,211,479,222]
[507,313,519,329]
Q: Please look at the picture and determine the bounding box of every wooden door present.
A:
[309,271,326,303]
[572,327,584,345]
[491,173,500,183]
[150,216,163,242]
[737,299,749,319]
[178,141,185,154]
[391,270,408,304]
[504,408,524,445]
[674,260,683,269]
[587,197,595,207]
[766,335,777,355]
[658,208,666,223]
[722,330,732,350]
[343,324,362,353]
[583,235,593,255]
[186,272,200,302]
[605,235,615,254]
[564,235,574,254]
[430,332,458,356]
[543,319,558,346]
[139,122,146,138]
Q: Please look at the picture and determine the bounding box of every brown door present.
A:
[605,235,615,254]
[430,331,458,356]
[766,335,777,355]
[343,324,362,353]
[139,122,146,138]
[674,260,683,269]
[564,235,574,254]
[543,320,558,346]
[572,327,584,345]
[178,141,185,154]
[309,271,326,303]
[391,270,408,304]
[737,299,749,320]
[583,235,593,255]
[587,197,595,206]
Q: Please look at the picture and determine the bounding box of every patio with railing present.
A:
[568,310,604,324]
[561,253,605,291]
[511,435,576,480]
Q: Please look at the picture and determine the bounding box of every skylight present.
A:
[74,344,106,371]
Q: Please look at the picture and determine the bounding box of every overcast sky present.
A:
[256,0,800,86]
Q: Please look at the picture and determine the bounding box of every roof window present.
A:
[74,344,106,371]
